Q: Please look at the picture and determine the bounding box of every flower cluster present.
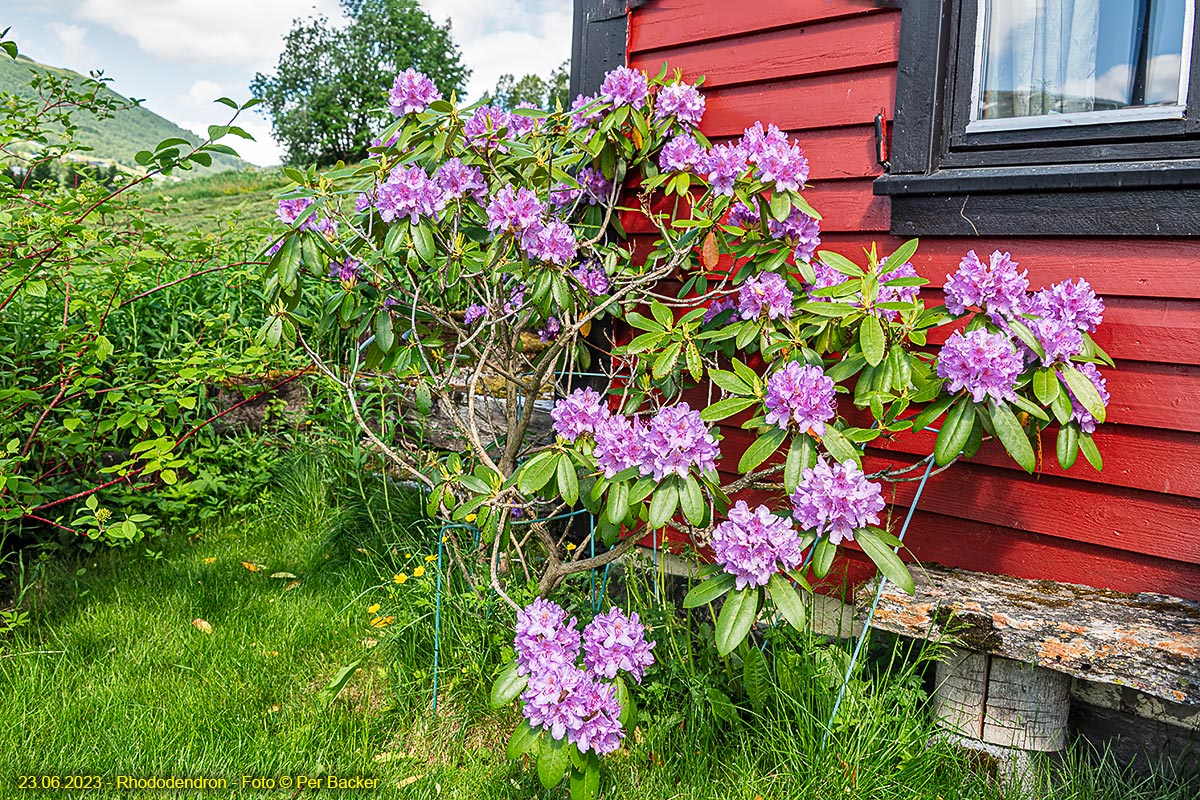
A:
[871,257,922,319]
[276,197,335,234]
[1022,278,1105,365]
[436,158,487,202]
[709,500,805,589]
[944,250,1030,324]
[537,315,561,342]
[740,122,810,192]
[587,403,720,480]
[936,328,1023,404]
[464,105,513,151]
[570,93,603,129]
[699,143,748,195]
[522,220,578,265]
[374,164,446,224]
[767,208,822,263]
[486,185,545,235]
[727,201,760,229]
[328,256,361,287]
[513,600,655,755]
[703,295,737,323]
[790,457,885,545]
[571,262,610,296]
[389,68,440,115]
[659,134,706,173]
[600,66,649,108]
[551,387,610,442]
[654,81,705,126]
[582,607,657,682]
[764,362,836,434]
[738,272,794,320]
[463,303,488,326]
[1064,361,1110,433]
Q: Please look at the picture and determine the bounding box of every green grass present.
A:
[137,168,289,235]
[1,454,1196,799]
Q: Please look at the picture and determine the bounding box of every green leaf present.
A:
[322,659,362,705]
[606,480,630,525]
[1057,423,1079,470]
[860,315,885,367]
[1079,432,1104,471]
[518,452,559,495]
[648,481,680,529]
[700,397,757,422]
[650,300,674,329]
[784,435,816,493]
[490,661,528,708]
[413,222,436,264]
[855,527,915,594]
[710,369,751,395]
[374,312,395,353]
[738,426,787,473]
[812,536,836,578]
[653,342,682,379]
[1007,318,1045,362]
[715,588,759,656]
[537,735,569,790]
[557,456,579,505]
[988,400,1036,473]
[569,753,600,800]
[681,475,705,526]
[819,426,861,467]
[683,572,736,608]
[817,250,865,277]
[743,645,771,712]
[883,238,919,271]
[1060,364,1107,424]
[934,398,975,466]
[767,573,808,630]
[909,394,955,433]
[507,719,541,760]
[1033,368,1061,406]
[770,192,792,221]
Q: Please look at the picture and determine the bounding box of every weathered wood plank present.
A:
[629,0,890,53]
[860,565,1200,706]
[631,13,899,89]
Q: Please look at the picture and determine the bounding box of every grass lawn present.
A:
[1,457,1194,799]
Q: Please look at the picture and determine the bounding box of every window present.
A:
[876,0,1200,236]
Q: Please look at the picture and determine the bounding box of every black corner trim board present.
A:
[570,0,630,100]
[877,0,1200,236]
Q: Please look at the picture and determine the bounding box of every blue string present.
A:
[820,454,936,749]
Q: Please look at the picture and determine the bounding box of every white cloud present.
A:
[46,21,100,73]
[76,0,344,70]
[181,78,225,107]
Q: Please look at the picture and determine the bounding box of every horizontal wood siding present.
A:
[627,0,1200,600]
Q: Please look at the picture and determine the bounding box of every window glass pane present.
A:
[977,0,1189,120]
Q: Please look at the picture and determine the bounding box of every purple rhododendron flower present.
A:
[552,387,611,442]
[805,260,845,300]
[370,132,400,150]
[389,68,440,115]
[463,304,488,326]
[570,93,604,129]
[871,257,922,320]
[464,105,511,151]
[1029,278,1105,333]
[593,415,650,478]
[709,500,804,589]
[507,103,539,138]
[578,166,614,205]
[486,185,545,234]
[537,315,561,342]
[276,197,312,225]
[436,158,487,202]
[522,220,578,265]
[944,250,1030,324]
[790,457,885,546]
[514,599,582,677]
[738,272,794,320]
[764,362,836,434]
[767,209,821,263]
[699,143,748,195]
[658,134,706,173]
[936,328,1023,404]
[600,65,649,108]
[550,182,581,208]
[1025,314,1084,365]
[739,121,789,162]
[583,608,657,682]
[742,122,809,193]
[727,201,761,229]
[1063,361,1110,434]
[644,403,720,480]
[521,664,586,739]
[654,82,705,126]
[571,262,610,296]
[355,189,375,213]
[376,165,445,224]
[502,284,526,316]
[328,256,361,286]
[703,295,737,323]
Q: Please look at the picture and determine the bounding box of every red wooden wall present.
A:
[625,0,1200,600]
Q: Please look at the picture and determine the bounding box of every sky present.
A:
[5,0,573,166]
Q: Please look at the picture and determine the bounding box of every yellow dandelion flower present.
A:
[464,514,476,523]
[413,565,425,578]
[566,543,577,552]
[393,572,408,584]
[425,554,437,563]
[203,557,216,564]
[368,603,381,614]
[370,615,395,628]
[404,553,412,559]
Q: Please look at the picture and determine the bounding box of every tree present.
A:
[250,0,469,166]
[487,60,570,111]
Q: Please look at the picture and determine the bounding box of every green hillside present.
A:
[0,53,251,174]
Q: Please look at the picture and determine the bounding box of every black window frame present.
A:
[875,0,1200,237]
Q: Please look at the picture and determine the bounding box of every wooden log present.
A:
[859,565,1200,706]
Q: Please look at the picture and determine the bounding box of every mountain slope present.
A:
[0,54,251,174]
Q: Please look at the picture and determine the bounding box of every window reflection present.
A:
[977,0,1189,120]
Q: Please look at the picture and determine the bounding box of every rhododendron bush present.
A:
[263,63,1111,796]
